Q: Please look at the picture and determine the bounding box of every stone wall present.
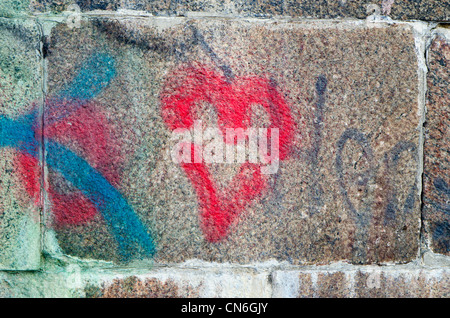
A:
[0,0,448,298]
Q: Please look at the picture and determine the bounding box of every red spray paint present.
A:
[18,100,124,226]
[161,64,297,241]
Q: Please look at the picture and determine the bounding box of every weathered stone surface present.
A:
[43,18,421,265]
[0,18,42,270]
[0,264,270,297]
[0,271,77,297]
[286,0,449,21]
[30,0,449,21]
[0,0,31,17]
[423,31,450,256]
[272,268,450,297]
[1,263,448,297]
[84,276,193,298]
[31,0,117,12]
[82,267,271,297]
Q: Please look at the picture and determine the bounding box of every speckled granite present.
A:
[424,33,450,256]
[43,19,421,265]
[29,0,449,21]
[84,276,201,298]
[272,268,450,297]
[285,0,450,21]
[0,0,31,17]
[0,18,42,270]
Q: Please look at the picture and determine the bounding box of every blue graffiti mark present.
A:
[45,52,117,127]
[308,75,327,215]
[0,51,155,260]
[428,178,450,253]
[384,141,417,224]
[430,177,450,215]
[188,24,234,81]
[434,177,450,199]
[424,178,450,215]
[0,111,38,156]
[432,221,450,253]
[335,128,374,263]
[59,52,117,101]
[46,139,155,259]
[335,128,374,224]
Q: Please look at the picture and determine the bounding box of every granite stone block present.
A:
[424,32,450,256]
[0,0,32,17]
[0,18,42,270]
[30,0,449,21]
[82,268,271,298]
[43,18,421,265]
[272,268,450,297]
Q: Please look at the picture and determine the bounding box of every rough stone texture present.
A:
[0,271,77,297]
[0,0,31,17]
[285,0,449,21]
[0,0,448,301]
[43,18,421,265]
[81,267,271,297]
[0,18,42,270]
[423,32,450,256]
[0,263,271,297]
[28,0,449,21]
[84,276,192,298]
[1,262,448,298]
[272,267,450,297]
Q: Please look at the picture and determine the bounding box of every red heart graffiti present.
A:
[160,64,295,242]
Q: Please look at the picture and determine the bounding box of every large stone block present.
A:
[272,267,450,297]
[43,18,421,265]
[0,264,271,297]
[30,1,449,21]
[82,266,271,298]
[0,0,31,17]
[0,18,42,270]
[423,31,450,256]
[286,0,449,21]
[0,271,76,297]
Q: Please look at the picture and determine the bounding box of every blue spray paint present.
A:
[46,139,155,259]
[46,52,117,126]
[0,51,155,260]
[0,111,39,156]
[384,141,417,224]
[335,128,374,263]
[59,52,117,101]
